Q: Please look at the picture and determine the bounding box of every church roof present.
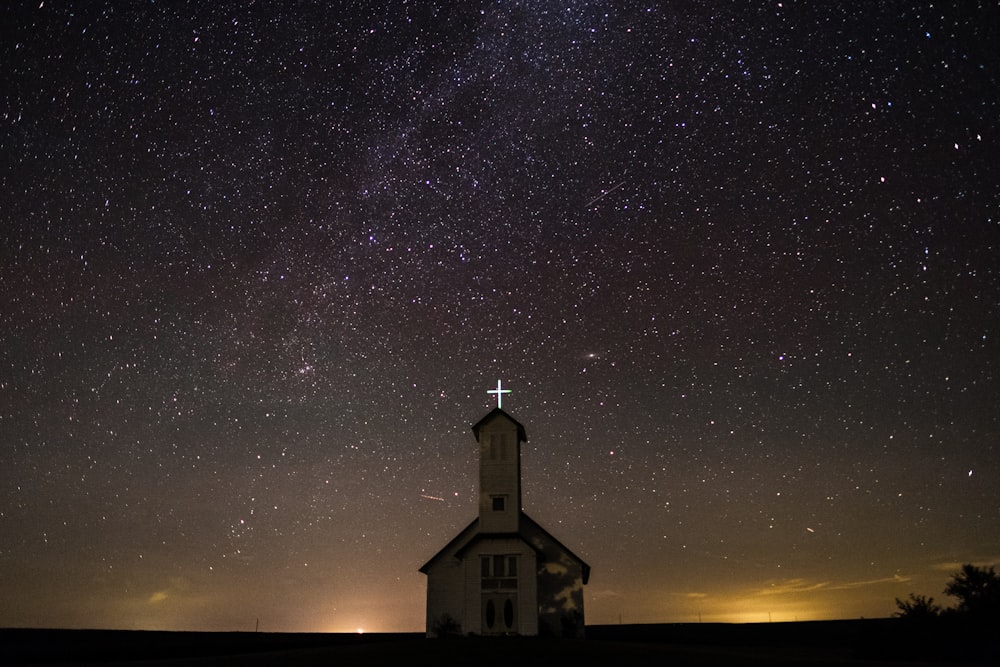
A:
[418,518,479,574]
[471,407,528,443]
[418,511,590,585]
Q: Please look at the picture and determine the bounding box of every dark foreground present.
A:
[3,620,996,666]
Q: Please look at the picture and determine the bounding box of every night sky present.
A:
[2,1,999,633]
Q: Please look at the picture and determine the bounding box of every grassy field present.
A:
[2,621,995,666]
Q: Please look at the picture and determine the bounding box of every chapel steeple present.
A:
[472,404,527,533]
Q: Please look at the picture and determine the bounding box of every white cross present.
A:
[487,379,511,409]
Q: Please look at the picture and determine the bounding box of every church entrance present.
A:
[482,593,517,635]
[481,554,518,634]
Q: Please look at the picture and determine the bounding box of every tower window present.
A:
[491,495,506,511]
[488,433,509,460]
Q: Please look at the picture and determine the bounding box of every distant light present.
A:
[357,628,364,634]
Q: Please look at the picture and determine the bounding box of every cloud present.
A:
[588,589,624,600]
[932,559,999,573]
[932,561,966,573]
[827,574,911,590]
[752,573,912,597]
[148,591,169,604]
[754,579,830,596]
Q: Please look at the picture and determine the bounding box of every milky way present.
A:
[2,1,998,631]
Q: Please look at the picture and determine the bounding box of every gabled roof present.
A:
[418,518,479,574]
[418,511,590,585]
[453,530,544,560]
[471,408,528,443]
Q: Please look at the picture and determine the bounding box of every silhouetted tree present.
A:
[943,564,1000,619]
[886,565,1000,662]
[894,593,941,620]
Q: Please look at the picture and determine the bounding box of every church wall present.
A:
[424,556,466,637]
[519,549,539,636]
[462,548,481,635]
[536,556,586,638]
[524,523,587,638]
[426,530,584,638]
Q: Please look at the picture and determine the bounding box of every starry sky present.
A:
[2,1,999,633]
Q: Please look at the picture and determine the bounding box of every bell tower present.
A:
[472,381,527,534]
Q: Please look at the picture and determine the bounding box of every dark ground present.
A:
[2,620,996,666]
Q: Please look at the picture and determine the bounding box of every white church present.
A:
[419,382,590,637]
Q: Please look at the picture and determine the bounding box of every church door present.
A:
[482,593,517,635]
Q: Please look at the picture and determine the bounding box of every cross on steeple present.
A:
[487,379,511,409]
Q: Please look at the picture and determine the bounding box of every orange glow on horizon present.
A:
[587,574,913,628]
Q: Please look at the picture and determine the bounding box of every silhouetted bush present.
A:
[431,613,462,638]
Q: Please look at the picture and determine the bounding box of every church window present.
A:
[481,554,518,590]
[488,433,509,460]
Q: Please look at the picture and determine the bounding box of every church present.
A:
[419,382,590,637]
